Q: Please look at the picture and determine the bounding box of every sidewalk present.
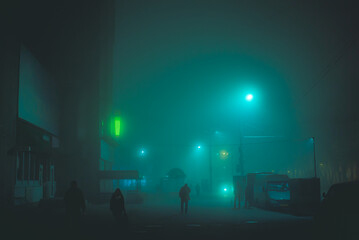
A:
[1,194,313,240]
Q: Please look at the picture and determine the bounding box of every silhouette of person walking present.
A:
[110,188,127,223]
[179,184,191,214]
[64,181,86,230]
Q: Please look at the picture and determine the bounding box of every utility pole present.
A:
[209,143,212,193]
[238,119,244,176]
[312,137,317,178]
[238,133,244,176]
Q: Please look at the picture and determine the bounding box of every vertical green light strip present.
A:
[115,118,120,136]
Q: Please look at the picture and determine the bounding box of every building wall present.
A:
[0,35,20,207]
[50,1,115,201]
[0,0,116,205]
[297,41,359,193]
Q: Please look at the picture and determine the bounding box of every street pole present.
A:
[238,118,244,176]
[238,92,253,176]
[239,133,244,176]
[313,137,317,178]
[209,143,212,193]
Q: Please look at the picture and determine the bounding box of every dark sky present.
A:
[111,0,358,182]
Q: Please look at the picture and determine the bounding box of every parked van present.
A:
[247,173,290,209]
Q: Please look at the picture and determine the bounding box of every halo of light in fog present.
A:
[139,148,146,157]
[246,93,253,102]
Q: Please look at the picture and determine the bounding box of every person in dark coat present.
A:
[64,181,86,229]
[179,184,191,214]
[110,188,127,222]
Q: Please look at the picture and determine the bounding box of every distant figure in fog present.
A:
[234,182,241,209]
[110,188,127,222]
[245,185,250,208]
[195,184,200,196]
[64,181,86,229]
[179,184,191,214]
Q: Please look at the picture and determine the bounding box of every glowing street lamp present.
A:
[245,93,253,102]
[139,148,146,158]
[219,150,229,160]
[238,92,255,175]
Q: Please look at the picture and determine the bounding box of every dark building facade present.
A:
[0,0,115,207]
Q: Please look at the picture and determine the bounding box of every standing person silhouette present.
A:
[64,181,86,230]
[110,188,127,223]
[179,184,191,214]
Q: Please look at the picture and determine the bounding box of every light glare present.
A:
[246,94,253,102]
[115,119,121,136]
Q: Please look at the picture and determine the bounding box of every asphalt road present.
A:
[2,194,315,240]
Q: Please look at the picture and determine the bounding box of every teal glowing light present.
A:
[197,145,201,149]
[245,94,253,102]
[140,148,145,157]
[224,188,227,192]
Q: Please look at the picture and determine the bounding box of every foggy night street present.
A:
[3,195,315,240]
[1,1,359,240]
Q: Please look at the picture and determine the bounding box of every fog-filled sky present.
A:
[111,0,357,185]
